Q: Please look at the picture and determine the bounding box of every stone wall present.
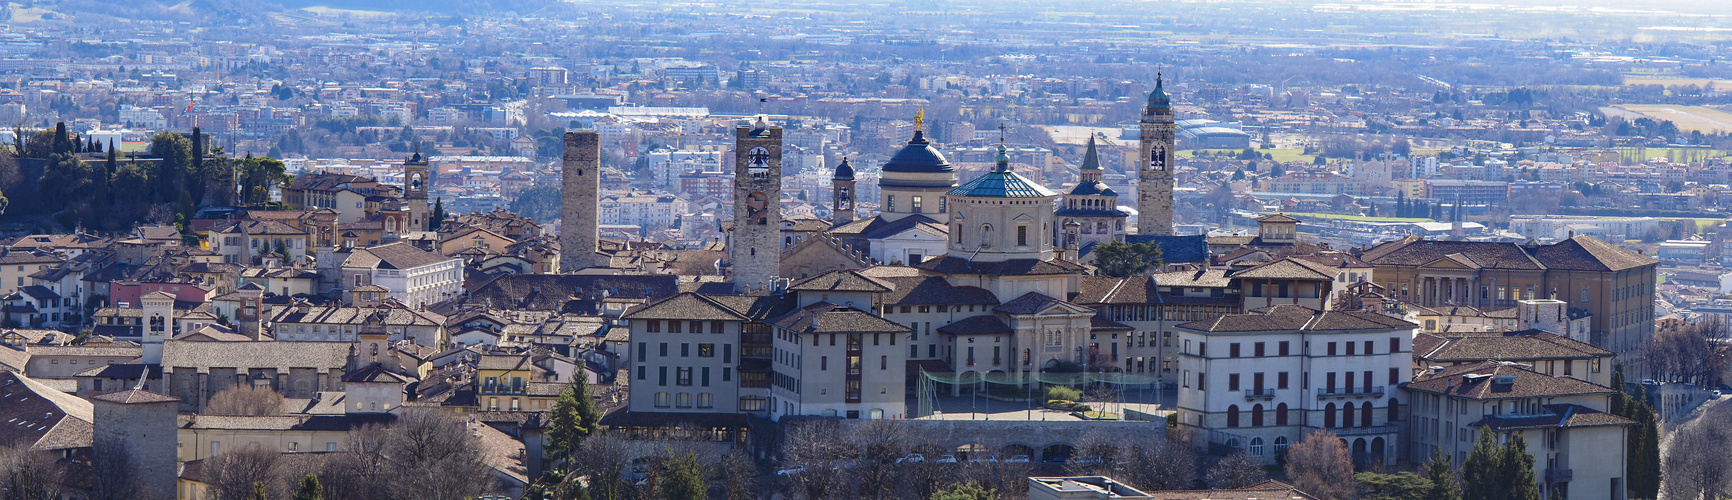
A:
[560,131,604,272]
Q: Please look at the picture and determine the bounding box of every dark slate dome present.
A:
[882,130,954,174]
[1147,74,1171,109]
[832,157,855,181]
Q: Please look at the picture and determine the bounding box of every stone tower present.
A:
[1138,74,1176,236]
[1056,135,1128,249]
[140,291,173,364]
[832,157,856,225]
[559,131,604,272]
[92,390,179,500]
[731,117,783,293]
[404,149,430,232]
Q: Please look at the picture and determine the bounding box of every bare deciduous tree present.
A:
[1205,450,1265,490]
[572,432,636,500]
[206,443,281,500]
[370,409,496,500]
[1665,404,1732,500]
[780,420,850,500]
[0,445,65,500]
[1646,317,1731,386]
[204,385,286,416]
[1121,433,1198,491]
[846,419,910,500]
[1285,429,1356,500]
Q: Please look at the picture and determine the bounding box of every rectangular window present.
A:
[646,320,660,333]
[1345,372,1355,392]
[1279,341,1290,356]
[697,393,713,408]
[1364,340,1374,355]
[690,321,704,333]
[637,342,646,360]
[699,343,714,357]
[912,196,923,212]
[1017,226,1028,246]
[1230,343,1241,358]
[1228,373,1240,391]
[681,343,690,357]
[659,343,668,357]
[1254,342,1265,357]
[723,367,732,381]
[1389,337,1400,353]
[1346,342,1356,356]
[1327,372,1337,391]
[1389,367,1400,385]
[1199,342,1207,356]
[668,321,682,333]
[659,367,668,386]
[881,356,888,370]
[821,356,828,370]
[677,367,692,386]
[724,344,732,363]
[1328,342,1337,356]
[1565,360,1573,376]
[1197,372,1205,390]
[702,367,710,387]
[1278,371,1290,389]
[637,366,645,380]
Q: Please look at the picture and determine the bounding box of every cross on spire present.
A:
[998,123,1006,144]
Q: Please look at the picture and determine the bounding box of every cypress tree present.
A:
[1423,446,1462,500]
[430,198,445,231]
[548,372,603,464]
[52,122,69,154]
[292,474,322,500]
[1462,428,1504,500]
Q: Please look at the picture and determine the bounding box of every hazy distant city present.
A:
[0,1,1731,499]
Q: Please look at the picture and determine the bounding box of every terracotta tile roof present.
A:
[0,371,94,451]
[1407,361,1617,400]
[1229,257,1336,281]
[92,389,178,404]
[343,242,454,270]
[1180,308,1414,333]
[787,269,893,293]
[1089,313,1134,331]
[772,303,911,335]
[1416,330,1613,362]
[1474,404,1634,431]
[877,276,999,306]
[1361,238,1545,270]
[1531,235,1658,271]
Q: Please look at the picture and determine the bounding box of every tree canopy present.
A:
[1092,241,1164,277]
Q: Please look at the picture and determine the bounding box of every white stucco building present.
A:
[339,242,464,309]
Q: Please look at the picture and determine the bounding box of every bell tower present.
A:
[403,148,430,232]
[559,131,605,272]
[832,157,856,225]
[731,117,782,293]
[1138,73,1176,236]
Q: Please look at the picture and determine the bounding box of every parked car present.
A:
[935,455,959,463]
[896,454,925,463]
[968,455,999,463]
[1005,455,1030,463]
[776,465,805,476]
[1713,390,1723,398]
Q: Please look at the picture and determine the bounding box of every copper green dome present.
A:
[1147,74,1170,109]
[832,157,855,181]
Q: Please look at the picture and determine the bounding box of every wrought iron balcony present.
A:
[1545,468,1573,482]
[1243,388,1276,400]
[1316,386,1385,398]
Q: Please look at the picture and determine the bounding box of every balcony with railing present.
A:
[1545,468,1573,482]
[1316,386,1385,398]
[1326,424,1399,436]
[1243,388,1276,400]
[480,380,526,395]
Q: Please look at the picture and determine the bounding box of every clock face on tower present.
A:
[1150,145,1167,171]
[747,147,771,178]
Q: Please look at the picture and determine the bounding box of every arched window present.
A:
[1251,404,1264,427]
[1388,400,1400,423]
[1342,404,1355,428]
[1274,436,1290,455]
[1324,403,1336,428]
[1362,401,1375,427]
[1225,438,1240,450]
[1250,437,1265,457]
[1226,405,1240,428]
[1276,403,1289,426]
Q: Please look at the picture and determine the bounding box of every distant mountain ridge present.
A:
[270,0,558,14]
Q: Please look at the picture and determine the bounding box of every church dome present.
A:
[949,145,1057,199]
[882,130,953,174]
[1147,74,1171,109]
[832,157,855,181]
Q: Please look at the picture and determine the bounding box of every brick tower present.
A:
[731,117,782,293]
[559,131,604,272]
[404,149,430,232]
[1138,73,1176,236]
